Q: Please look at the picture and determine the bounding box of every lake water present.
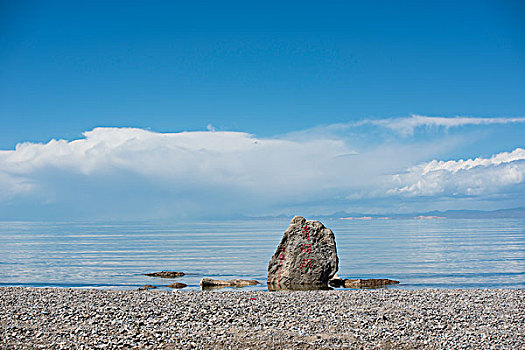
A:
[1,218,524,291]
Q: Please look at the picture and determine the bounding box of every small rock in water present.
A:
[227,279,259,287]
[167,282,187,289]
[138,285,157,290]
[343,278,399,289]
[200,278,259,289]
[144,271,185,278]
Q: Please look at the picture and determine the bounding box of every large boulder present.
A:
[267,216,338,289]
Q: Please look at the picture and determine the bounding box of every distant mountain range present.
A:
[249,207,525,220]
[322,207,525,219]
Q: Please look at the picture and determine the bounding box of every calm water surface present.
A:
[0,218,524,291]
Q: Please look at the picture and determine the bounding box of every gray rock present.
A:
[227,279,259,287]
[144,271,185,278]
[343,278,399,289]
[200,278,259,289]
[138,285,157,290]
[267,216,338,288]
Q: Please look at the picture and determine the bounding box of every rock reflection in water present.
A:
[267,283,333,291]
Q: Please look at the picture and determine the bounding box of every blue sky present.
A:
[1,1,524,220]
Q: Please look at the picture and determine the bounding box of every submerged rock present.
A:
[343,278,399,289]
[138,285,157,290]
[144,271,185,278]
[200,278,259,289]
[168,282,187,289]
[267,216,338,289]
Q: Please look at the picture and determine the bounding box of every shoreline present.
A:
[2,287,524,349]
[1,283,522,292]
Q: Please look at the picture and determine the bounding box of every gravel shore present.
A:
[1,287,523,349]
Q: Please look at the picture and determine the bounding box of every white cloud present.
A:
[361,115,525,136]
[0,127,369,218]
[0,122,524,219]
[389,148,525,196]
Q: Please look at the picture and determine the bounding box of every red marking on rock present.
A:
[302,225,310,240]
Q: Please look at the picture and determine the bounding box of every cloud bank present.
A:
[0,117,524,219]
[0,127,354,194]
[389,148,525,196]
[0,127,367,218]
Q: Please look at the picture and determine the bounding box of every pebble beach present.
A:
[1,287,524,349]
